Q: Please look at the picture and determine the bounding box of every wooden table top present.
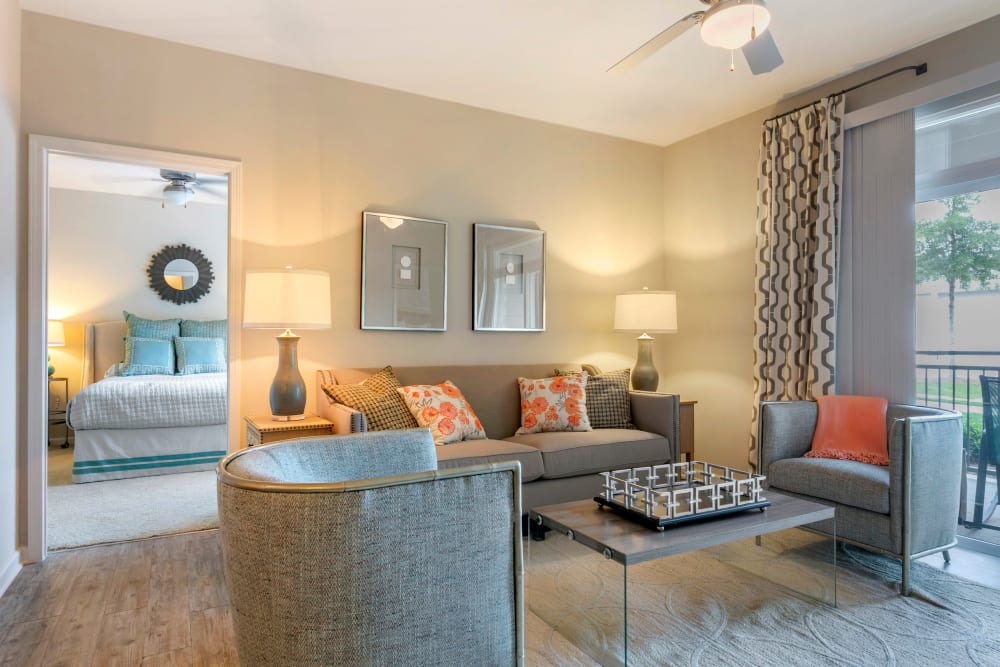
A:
[530,491,834,566]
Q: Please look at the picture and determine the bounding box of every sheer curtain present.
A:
[836,111,917,403]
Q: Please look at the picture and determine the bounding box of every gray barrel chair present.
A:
[217,428,524,666]
[758,401,963,595]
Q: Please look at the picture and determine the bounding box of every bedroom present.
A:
[44,152,230,550]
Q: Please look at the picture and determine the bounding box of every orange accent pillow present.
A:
[805,395,889,466]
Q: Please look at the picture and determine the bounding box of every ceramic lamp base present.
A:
[269,331,307,421]
[631,334,659,392]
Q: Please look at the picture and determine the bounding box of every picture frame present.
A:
[473,224,545,331]
[361,211,448,331]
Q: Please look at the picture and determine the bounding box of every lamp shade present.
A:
[243,269,332,330]
[700,0,771,50]
[614,290,678,334]
[47,320,66,347]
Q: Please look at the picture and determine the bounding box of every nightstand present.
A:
[48,376,70,448]
[679,400,696,462]
[244,414,335,447]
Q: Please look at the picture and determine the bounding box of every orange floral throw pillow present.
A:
[516,375,592,435]
[397,381,487,445]
[805,395,889,466]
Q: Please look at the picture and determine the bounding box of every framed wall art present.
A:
[473,224,545,331]
[362,212,448,331]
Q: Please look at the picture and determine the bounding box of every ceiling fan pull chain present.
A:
[730,49,735,72]
[751,0,757,40]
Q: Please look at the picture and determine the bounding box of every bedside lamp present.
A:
[614,288,677,392]
[47,320,66,377]
[244,269,332,421]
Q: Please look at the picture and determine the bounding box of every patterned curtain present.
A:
[749,95,845,469]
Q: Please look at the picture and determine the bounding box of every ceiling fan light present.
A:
[701,0,771,50]
[163,183,194,206]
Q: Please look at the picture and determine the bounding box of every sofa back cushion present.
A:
[321,364,578,439]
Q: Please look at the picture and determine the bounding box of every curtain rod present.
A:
[765,63,928,123]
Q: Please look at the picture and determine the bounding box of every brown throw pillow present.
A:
[554,367,633,430]
[322,366,419,431]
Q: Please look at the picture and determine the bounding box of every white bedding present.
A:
[68,372,227,431]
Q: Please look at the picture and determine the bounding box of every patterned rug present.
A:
[526,530,1000,666]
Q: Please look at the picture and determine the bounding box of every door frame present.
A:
[26,135,243,562]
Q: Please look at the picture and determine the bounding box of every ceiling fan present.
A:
[158,170,227,207]
[609,0,783,75]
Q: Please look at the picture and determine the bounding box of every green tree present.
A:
[916,194,1000,344]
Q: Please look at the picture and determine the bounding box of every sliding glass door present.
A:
[915,82,1000,546]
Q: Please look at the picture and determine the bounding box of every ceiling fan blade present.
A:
[197,174,229,185]
[198,183,228,196]
[741,30,784,75]
[608,11,704,74]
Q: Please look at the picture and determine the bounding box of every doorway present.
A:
[26,136,243,562]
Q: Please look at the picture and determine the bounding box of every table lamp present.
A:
[244,269,332,421]
[614,288,677,392]
[47,320,66,377]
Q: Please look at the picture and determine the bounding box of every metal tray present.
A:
[594,461,771,531]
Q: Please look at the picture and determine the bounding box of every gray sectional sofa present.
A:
[316,364,680,510]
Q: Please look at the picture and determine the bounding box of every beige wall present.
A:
[19,14,666,431]
[0,0,18,591]
[661,14,1000,469]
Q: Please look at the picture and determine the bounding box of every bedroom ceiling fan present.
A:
[609,0,784,75]
[158,170,227,208]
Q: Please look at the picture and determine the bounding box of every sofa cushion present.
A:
[768,457,890,514]
[434,439,544,482]
[506,429,669,479]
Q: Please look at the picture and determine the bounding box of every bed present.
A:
[66,320,229,483]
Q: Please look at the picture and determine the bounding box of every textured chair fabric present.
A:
[758,400,962,595]
[768,457,890,514]
[218,429,524,666]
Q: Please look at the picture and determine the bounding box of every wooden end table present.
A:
[244,414,334,447]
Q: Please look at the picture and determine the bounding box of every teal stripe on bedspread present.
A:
[73,450,227,473]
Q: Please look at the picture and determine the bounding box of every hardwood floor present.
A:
[1,529,997,666]
[0,531,235,667]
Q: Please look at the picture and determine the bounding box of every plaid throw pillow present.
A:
[322,366,419,431]
[554,367,633,430]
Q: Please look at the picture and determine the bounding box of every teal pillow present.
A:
[174,337,226,375]
[124,311,181,340]
[180,319,227,339]
[121,337,175,376]
[180,319,227,353]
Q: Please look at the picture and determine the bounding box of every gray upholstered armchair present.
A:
[217,429,524,666]
[758,401,963,595]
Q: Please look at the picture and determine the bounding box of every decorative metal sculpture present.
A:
[146,243,215,305]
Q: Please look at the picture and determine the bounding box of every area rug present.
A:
[526,530,1000,667]
[47,470,218,550]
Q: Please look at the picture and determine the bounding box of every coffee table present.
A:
[528,490,836,666]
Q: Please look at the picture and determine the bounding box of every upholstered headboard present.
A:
[83,320,127,386]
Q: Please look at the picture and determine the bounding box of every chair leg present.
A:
[943,549,951,564]
[901,553,911,596]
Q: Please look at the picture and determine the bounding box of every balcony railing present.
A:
[916,350,1000,450]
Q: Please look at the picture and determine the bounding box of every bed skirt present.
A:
[72,424,229,483]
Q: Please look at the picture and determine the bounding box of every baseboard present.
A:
[0,549,22,598]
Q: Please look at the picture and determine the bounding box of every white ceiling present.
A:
[22,0,1000,146]
[49,153,228,205]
